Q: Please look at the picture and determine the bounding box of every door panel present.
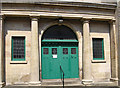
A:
[42,44,79,79]
[50,47,60,79]
[42,47,60,79]
[42,47,50,79]
[70,47,79,78]
[61,47,70,78]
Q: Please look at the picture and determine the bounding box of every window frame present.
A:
[92,38,104,60]
[43,48,49,55]
[63,48,68,54]
[52,48,57,54]
[11,36,26,61]
[71,48,76,54]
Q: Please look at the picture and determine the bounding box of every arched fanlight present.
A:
[42,25,77,40]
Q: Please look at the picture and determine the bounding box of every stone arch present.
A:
[40,22,80,41]
[42,25,78,40]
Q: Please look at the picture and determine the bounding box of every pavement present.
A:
[2,86,120,88]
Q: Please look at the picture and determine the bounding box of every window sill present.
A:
[91,60,106,63]
[10,61,27,64]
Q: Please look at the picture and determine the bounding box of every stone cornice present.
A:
[1,11,115,21]
[1,1,117,10]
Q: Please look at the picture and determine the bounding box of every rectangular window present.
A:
[71,48,76,54]
[12,37,25,61]
[63,48,68,54]
[52,48,57,54]
[93,38,104,60]
[43,48,49,54]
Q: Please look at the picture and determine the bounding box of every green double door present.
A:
[42,43,79,79]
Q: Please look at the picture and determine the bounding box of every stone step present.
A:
[41,79,81,86]
[3,86,120,88]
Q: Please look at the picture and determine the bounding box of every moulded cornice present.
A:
[1,11,115,21]
[1,1,117,10]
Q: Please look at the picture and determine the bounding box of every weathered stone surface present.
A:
[0,0,118,87]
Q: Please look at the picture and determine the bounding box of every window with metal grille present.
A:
[71,48,76,54]
[12,37,25,61]
[93,38,104,60]
[43,48,49,54]
[63,48,68,54]
[52,48,57,54]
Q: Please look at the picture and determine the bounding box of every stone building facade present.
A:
[0,0,119,87]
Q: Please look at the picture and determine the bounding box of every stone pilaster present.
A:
[30,17,40,84]
[0,15,5,87]
[82,19,92,85]
[110,20,118,81]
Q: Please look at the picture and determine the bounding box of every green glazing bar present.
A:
[102,39,104,60]
[24,37,26,61]
[42,39,78,42]
[93,58,104,60]
[11,37,13,61]
[12,58,25,61]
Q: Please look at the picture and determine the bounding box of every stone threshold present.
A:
[41,78,81,86]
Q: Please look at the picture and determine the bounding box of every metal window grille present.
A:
[43,48,49,54]
[93,38,104,59]
[12,37,25,60]
[63,48,68,54]
[52,48,57,54]
[71,48,76,54]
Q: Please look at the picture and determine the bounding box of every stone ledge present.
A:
[91,60,106,63]
[10,61,27,64]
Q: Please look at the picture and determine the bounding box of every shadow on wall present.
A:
[4,17,31,32]
[90,21,110,33]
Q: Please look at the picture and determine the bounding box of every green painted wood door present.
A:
[42,43,79,79]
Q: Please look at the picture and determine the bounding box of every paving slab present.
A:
[2,86,120,88]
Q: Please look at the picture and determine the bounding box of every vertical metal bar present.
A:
[60,66,64,88]
[63,73,64,88]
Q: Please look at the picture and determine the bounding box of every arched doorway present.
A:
[41,25,79,79]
